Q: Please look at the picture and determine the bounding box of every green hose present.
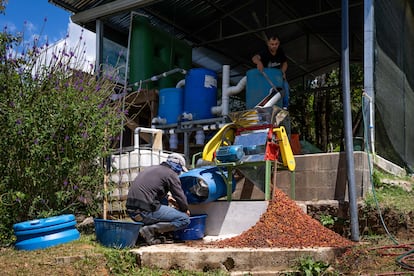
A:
[362,95,414,272]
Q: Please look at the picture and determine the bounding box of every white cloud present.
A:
[65,19,96,67]
[30,20,97,74]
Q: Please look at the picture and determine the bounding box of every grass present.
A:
[0,234,229,276]
[364,169,414,213]
[1,168,412,275]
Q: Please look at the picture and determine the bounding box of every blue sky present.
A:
[1,0,97,65]
[1,0,72,44]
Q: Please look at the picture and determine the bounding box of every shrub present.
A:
[0,25,126,243]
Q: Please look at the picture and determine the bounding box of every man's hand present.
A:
[252,55,264,72]
[168,195,179,208]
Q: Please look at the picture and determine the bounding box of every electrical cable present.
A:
[362,94,399,244]
[396,246,414,271]
[362,94,414,272]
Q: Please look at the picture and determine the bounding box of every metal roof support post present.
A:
[342,0,360,242]
[363,0,375,154]
[95,19,104,76]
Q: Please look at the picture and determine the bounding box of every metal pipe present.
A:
[363,0,375,154]
[130,68,187,87]
[342,0,360,242]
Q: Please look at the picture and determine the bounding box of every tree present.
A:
[0,22,127,243]
[290,64,363,152]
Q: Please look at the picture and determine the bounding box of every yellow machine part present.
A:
[274,126,296,171]
[202,123,238,162]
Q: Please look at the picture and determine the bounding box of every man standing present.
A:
[252,34,290,110]
[126,153,190,245]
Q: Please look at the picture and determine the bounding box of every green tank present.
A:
[129,17,192,90]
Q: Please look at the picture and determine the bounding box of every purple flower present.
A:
[82,132,88,139]
[63,179,68,186]
[34,138,39,145]
[73,185,78,190]
[65,135,70,141]
[15,119,22,125]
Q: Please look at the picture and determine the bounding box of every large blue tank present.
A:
[183,68,217,120]
[179,166,236,204]
[246,68,283,109]
[158,87,183,124]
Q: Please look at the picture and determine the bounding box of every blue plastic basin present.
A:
[173,214,207,241]
[94,219,143,248]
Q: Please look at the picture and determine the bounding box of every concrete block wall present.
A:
[276,151,371,201]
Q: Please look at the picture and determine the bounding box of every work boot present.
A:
[139,223,176,246]
[153,222,176,243]
[139,225,162,245]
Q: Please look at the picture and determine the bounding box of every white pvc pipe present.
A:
[176,79,185,88]
[151,116,167,126]
[211,65,246,116]
[259,90,282,108]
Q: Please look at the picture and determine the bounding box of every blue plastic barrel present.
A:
[13,214,80,250]
[246,68,283,109]
[183,68,217,120]
[158,87,184,124]
[179,166,236,204]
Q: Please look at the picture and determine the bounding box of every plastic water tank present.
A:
[246,68,283,109]
[183,68,217,120]
[179,166,236,204]
[158,87,183,124]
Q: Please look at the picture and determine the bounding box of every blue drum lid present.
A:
[13,214,76,231]
[14,228,80,251]
[14,220,77,237]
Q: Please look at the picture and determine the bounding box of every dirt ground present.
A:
[333,237,414,275]
[0,235,413,275]
[1,181,412,275]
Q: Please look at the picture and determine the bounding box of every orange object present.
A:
[290,133,301,155]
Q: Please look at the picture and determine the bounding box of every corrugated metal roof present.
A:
[49,0,364,85]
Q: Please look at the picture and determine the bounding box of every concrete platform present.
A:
[130,243,347,274]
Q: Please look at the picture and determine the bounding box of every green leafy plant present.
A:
[0,23,126,243]
[319,214,336,227]
[295,256,334,275]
